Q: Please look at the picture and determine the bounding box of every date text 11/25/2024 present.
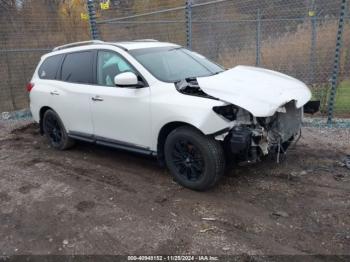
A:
[127,255,219,261]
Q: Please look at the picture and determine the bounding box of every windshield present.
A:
[129,47,224,82]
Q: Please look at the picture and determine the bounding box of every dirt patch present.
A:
[0,121,349,256]
[11,122,39,135]
[0,192,11,203]
[18,183,41,194]
[75,201,96,212]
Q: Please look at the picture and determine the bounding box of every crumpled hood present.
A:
[197,65,312,117]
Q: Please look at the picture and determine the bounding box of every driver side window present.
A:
[97,51,135,87]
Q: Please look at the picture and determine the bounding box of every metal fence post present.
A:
[186,0,192,49]
[327,0,347,126]
[308,1,317,85]
[256,9,261,66]
[87,0,100,40]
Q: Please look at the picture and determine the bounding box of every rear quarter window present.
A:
[38,54,63,80]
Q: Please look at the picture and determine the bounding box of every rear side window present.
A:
[61,51,93,84]
[38,54,63,80]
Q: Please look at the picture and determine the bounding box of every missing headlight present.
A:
[213,105,239,121]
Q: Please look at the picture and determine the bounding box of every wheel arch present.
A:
[39,106,54,135]
[156,121,203,165]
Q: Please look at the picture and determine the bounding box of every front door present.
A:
[90,50,151,149]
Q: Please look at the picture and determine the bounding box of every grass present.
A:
[311,80,350,116]
[334,80,350,114]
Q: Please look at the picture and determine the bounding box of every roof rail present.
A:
[53,40,104,51]
[132,39,159,42]
[103,42,129,51]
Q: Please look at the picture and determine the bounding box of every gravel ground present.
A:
[0,120,349,256]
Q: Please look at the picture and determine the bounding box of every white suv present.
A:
[29,40,314,190]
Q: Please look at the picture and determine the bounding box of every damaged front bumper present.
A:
[222,101,302,163]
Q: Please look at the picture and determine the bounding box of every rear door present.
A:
[50,51,95,136]
[30,54,64,122]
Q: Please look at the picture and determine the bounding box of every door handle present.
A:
[50,90,60,96]
[91,96,104,102]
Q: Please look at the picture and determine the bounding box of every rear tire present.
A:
[164,126,225,191]
[42,109,75,150]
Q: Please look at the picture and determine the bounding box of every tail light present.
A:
[26,82,34,92]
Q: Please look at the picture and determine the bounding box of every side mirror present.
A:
[114,72,141,88]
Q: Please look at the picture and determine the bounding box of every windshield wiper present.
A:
[210,70,224,76]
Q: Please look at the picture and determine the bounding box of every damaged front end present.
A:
[174,66,313,164]
[175,78,303,162]
[174,78,304,164]
[221,101,302,164]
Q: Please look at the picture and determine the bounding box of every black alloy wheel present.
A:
[44,113,63,147]
[171,138,205,182]
[42,109,75,150]
[164,126,225,191]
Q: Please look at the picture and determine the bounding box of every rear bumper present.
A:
[29,103,40,123]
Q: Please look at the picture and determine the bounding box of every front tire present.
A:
[164,126,225,191]
[42,109,75,150]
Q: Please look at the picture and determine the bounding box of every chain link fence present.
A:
[97,1,186,46]
[0,0,349,123]
[0,0,90,113]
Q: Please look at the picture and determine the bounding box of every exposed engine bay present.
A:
[223,101,302,164]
